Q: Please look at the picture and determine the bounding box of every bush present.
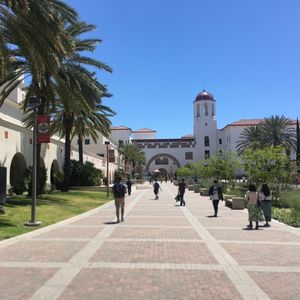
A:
[27,166,48,196]
[272,190,300,209]
[272,207,300,228]
[70,160,102,186]
[51,171,64,190]
[199,178,213,189]
[271,189,300,228]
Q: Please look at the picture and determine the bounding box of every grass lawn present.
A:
[0,190,113,240]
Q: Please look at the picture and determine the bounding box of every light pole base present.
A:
[24,221,42,227]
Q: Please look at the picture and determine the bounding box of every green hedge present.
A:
[70,160,102,186]
[272,207,300,228]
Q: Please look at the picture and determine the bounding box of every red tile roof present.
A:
[132,128,157,133]
[227,119,264,127]
[111,126,132,131]
[181,134,194,139]
[223,118,297,130]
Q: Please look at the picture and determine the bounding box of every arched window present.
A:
[212,103,215,116]
[204,136,209,147]
[204,103,208,116]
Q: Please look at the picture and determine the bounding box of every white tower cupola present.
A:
[193,90,217,161]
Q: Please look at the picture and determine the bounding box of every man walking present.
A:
[153,180,161,199]
[112,177,127,223]
[178,178,186,206]
[126,177,132,196]
[209,180,223,217]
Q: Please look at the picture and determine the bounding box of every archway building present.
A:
[111,90,297,175]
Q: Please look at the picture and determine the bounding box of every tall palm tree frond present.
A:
[236,126,262,156]
[260,115,296,151]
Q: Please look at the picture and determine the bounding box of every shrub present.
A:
[51,171,64,190]
[272,207,300,228]
[70,160,102,186]
[199,178,213,189]
[273,190,300,209]
[27,167,48,196]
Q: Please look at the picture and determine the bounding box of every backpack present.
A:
[113,183,125,198]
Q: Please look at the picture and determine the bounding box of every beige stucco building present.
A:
[110,90,297,176]
[0,85,120,191]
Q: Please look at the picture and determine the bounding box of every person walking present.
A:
[209,180,223,217]
[112,177,127,223]
[259,183,272,227]
[126,177,132,196]
[178,178,186,206]
[245,184,264,230]
[153,180,161,199]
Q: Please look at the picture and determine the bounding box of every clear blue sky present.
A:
[67,0,300,138]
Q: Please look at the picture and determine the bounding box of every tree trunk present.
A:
[78,136,83,164]
[62,113,74,192]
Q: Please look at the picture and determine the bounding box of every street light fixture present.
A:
[105,141,110,198]
[25,96,42,227]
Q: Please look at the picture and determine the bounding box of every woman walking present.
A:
[209,180,223,217]
[245,184,264,230]
[259,183,272,227]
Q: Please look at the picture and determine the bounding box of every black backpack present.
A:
[113,183,125,198]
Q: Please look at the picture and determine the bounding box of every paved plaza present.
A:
[0,183,300,300]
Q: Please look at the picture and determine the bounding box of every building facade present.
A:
[0,85,120,191]
[111,90,297,176]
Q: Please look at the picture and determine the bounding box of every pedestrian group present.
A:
[111,176,273,230]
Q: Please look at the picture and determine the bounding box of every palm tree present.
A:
[260,115,296,152]
[50,21,112,191]
[23,20,112,191]
[236,126,262,156]
[0,0,78,193]
[119,143,146,177]
[73,103,115,164]
[0,0,77,106]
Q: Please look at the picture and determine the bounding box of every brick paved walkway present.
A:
[0,183,300,300]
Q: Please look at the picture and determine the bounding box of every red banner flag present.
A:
[108,149,115,162]
[37,115,50,143]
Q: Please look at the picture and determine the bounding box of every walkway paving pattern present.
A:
[0,183,300,300]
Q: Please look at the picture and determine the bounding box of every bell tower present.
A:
[193,90,217,161]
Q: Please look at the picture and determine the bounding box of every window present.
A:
[219,138,222,145]
[204,103,208,116]
[212,103,215,116]
[196,104,200,117]
[185,152,193,160]
[205,150,210,159]
[204,136,209,147]
[170,143,179,148]
[118,140,124,146]
[85,139,90,145]
[155,157,169,165]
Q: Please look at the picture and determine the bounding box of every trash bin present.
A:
[0,167,7,204]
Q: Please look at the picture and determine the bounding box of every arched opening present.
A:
[146,153,181,176]
[39,158,45,169]
[10,153,27,194]
[158,168,167,177]
[204,103,208,116]
[196,104,200,117]
[204,136,210,147]
[50,160,60,185]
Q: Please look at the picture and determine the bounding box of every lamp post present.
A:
[105,141,110,197]
[25,96,42,226]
